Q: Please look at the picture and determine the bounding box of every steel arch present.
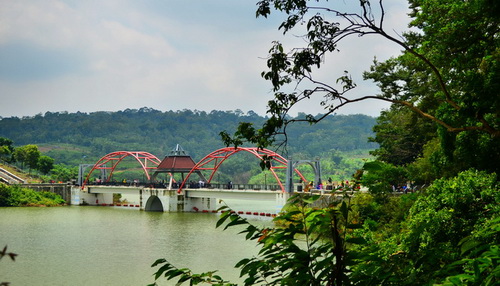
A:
[178,147,307,193]
[82,151,161,188]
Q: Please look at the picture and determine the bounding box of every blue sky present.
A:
[0,0,411,118]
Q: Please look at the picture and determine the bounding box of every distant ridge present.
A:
[0,108,377,165]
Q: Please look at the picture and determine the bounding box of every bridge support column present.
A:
[142,188,183,212]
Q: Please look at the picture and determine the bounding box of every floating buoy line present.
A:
[95,203,276,217]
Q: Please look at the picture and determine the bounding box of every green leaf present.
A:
[302,195,321,204]
[346,237,367,245]
[346,223,364,229]
[460,239,483,255]
[224,217,248,230]
[340,201,349,220]
[216,211,231,229]
[154,263,173,280]
[363,161,384,172]
[151,258,167,267]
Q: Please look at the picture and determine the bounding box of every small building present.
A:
[152,144,206,189]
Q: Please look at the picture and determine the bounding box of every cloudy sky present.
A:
[0,0,411,118]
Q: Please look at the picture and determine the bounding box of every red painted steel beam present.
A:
[178,147,306,193]
[82,151,161,189]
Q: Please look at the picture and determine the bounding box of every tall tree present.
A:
[37,155,54,175]
[13,144,41,172]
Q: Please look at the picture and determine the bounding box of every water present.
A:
[0,201,274,286]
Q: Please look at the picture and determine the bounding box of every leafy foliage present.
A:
[400,170,499,284]
[359,160,408,196]
[150,183,368,286]
[37,155,54,175]
[364,0,500,176]
[220,0,500,182]
[13,144,40,172]
[369,107,437,166]
[0,183,65,207]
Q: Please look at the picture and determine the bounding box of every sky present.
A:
[0,0,412,118]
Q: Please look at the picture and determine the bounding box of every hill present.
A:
[0,107,377,168]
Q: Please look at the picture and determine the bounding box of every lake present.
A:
[0,199,275,285]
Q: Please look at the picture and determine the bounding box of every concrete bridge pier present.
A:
[140,188,217,212]
[141,188,180,212]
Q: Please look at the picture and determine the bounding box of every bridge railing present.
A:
[83,181,284,191]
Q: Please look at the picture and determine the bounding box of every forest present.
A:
[0,109,377,184]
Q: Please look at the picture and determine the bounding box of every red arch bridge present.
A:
[72,147,326,212]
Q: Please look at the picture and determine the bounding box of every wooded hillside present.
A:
[0,107,377,165]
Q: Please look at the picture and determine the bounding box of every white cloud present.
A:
[0,0,411,118]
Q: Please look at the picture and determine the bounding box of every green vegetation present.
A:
[0,139,77,183]
[0,109,376,163]
[0,184,65,207]
[150,170,499,286]
[150,0,499,285]
[0,111,377,183]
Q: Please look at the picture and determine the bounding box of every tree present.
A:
[37,155,54,175]
[0,137,14,163]
[49,164,78,182]
[13,144,41,172]
[359,160,408,195]
[400,169,500,284]
[222,0,500,157]
[368,106,436,166]
[364,0,500,175]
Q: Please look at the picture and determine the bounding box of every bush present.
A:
[401,169,499,283]
[0,183,65,207]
